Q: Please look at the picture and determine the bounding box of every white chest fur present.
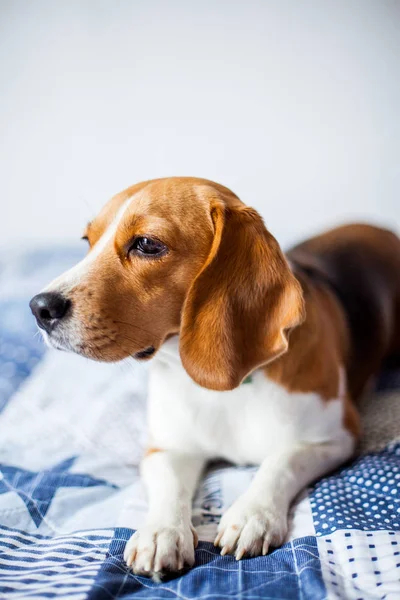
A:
[147,338,347,465]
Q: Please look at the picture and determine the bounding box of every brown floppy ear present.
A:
[180,201,305,391]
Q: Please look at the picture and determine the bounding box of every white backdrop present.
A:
[1,0,399,250]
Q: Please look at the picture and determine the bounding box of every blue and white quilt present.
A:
[0,247,399,599]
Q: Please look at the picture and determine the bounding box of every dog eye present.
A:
[129,236,167,257]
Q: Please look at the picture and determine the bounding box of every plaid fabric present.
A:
[0,248,399,599]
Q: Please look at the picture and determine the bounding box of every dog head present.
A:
[30,177,304,390]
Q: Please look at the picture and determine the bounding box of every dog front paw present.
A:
[124,524,197,580]
[214,499,287,560]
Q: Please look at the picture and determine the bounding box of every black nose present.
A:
[29,292,70,333]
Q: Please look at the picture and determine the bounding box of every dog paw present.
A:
[214,499,287,560]
[124,524,197,580]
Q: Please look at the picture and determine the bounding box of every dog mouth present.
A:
[41,326,157,362]
[134,346,156,360]
[40,328,75,353]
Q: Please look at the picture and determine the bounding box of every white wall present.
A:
[1,0,399,250]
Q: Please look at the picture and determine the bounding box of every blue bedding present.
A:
[0,248,399,599]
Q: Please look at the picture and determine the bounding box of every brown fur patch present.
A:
[265,268,349,402]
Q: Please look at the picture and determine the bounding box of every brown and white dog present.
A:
[30,177,400,579]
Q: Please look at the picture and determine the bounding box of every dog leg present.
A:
[215,435,354,559]
[124,450,205,579]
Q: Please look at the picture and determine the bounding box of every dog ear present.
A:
[179,201,305,391]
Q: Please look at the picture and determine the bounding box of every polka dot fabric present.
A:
[310,443,400,537]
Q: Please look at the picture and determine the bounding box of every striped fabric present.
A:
[0,526,113,598]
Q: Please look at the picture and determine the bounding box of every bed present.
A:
[0,247,399,599]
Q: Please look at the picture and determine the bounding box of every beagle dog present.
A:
[30,177,400,580]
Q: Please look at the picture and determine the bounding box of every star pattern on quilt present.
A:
[0,456,118,527]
